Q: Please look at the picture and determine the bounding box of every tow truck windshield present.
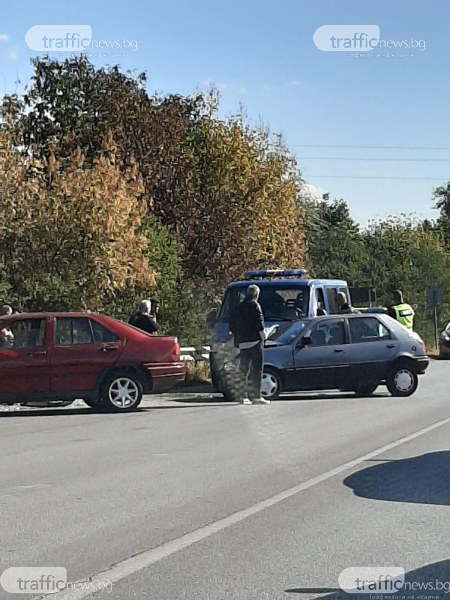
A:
[218,285,311,322]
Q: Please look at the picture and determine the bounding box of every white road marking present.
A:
[41,416,450,600]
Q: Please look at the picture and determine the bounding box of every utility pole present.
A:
[428,287,443,349]
[434,306,439,350]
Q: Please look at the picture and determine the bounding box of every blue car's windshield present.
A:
[273,320,311,345]
[218,285,310,322]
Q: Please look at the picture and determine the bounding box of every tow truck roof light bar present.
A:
[244,269,307,280]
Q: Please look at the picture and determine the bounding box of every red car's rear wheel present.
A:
[100,371,143,412]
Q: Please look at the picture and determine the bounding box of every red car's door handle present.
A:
[28,350,47,357]
[102,345,119,352]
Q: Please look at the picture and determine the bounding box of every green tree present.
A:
[305,198,367,284]
[434,179,450,248]
[363,217,450,345]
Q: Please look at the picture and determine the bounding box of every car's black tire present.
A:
[352,384,379,397]
[386,362,418,397]
[261,368,282,400]
[99,371,143,412]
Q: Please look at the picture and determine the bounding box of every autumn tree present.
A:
[2,56,307,303]
[174,117,305,293]
[0,131,156,311]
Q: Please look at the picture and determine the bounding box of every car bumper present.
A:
[144,362,186,392]
[415,356,430,374]
[439,339,450,356]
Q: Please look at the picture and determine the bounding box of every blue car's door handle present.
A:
[386,343,396,348]
[334,348,344,353]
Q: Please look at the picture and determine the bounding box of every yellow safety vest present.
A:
[393,303,415,330]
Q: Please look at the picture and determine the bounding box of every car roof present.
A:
[0,312,106,319]
[311,314,383,320]
[228,278,348,288]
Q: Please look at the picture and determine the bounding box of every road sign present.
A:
[427,287,443,308]
[349,287,376,306]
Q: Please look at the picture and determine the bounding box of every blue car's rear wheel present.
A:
[386,363,418,397]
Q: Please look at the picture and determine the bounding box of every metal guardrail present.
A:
[180,346,210,363]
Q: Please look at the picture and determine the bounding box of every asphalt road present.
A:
[0,361,449,600]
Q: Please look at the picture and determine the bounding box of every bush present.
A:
[184,361,211,384]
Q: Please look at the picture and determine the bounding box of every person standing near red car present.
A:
[230,285,270,405]
[128,300,158,335]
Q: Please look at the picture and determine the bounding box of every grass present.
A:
[183,360,211,385]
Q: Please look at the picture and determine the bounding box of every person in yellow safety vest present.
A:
[387,289,415,330]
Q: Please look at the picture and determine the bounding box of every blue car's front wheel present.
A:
[261,369,282,400]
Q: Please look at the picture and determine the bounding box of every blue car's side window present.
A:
[349,318,391,343]
[308,319,346,346]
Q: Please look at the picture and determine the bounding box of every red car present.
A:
[0,312,186,412]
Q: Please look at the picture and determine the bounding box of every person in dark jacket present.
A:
[128,300,158,335]
[229,285,270,405]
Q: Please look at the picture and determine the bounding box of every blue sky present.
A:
[1,0,449,224]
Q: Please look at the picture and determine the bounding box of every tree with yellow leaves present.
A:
[0,131,156,311]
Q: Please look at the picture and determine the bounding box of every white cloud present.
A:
[199,79,247,96]
[301,183,328,201]
[290,79,300,87]
[0,33,9,43]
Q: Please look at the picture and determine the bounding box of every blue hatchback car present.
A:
[217,313,429,401]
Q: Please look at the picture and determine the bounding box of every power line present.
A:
[287,144,450,150]
[300,157,450,162]
[309,175,443,180]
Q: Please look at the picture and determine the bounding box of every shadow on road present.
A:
[0,400,235,417]
[0,407,94,418]
[344,451,450,505]
[286,559,450,599]
[141,402,236,409]
[174,390,392,404]
[274,391,391,402]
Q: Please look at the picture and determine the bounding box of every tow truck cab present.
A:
[209,269,352,390]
